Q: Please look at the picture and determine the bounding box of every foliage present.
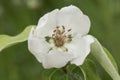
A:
[0,0,120,80]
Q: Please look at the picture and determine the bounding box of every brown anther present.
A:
[56,26,60,29]
[52,34,55,37]
[53,30,56,32]
[68,29,72,32]
[62,25,65,29]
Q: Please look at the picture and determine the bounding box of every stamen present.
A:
[51,26,72,47]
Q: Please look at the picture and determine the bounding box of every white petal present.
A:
[58,5,90,35]
[28,28,51,62]
[34,9,59,37]
[65,35,94,65]
[42,50,74,69]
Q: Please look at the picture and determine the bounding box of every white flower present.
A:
[28,5,94,69]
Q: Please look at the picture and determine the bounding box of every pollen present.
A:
[52,25,72,47]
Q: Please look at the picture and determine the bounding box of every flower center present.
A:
[52,26,72,47]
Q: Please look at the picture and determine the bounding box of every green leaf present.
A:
[69,66,85,80]
[41,69,57,80]
[0,25,36,52]
[41,65,85,80]
[91,36,120,80]
[41,69,67,80]
[81,59,101,80]
[50,69,67,80]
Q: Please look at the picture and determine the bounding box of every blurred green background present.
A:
[0,0,120,80]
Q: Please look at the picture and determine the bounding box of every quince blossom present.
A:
[28,5,94,69]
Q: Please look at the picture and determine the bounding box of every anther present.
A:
[62,25,65,29]
[68,29,71,32]
[53,30,56,32]
[52,34,55,37]
[56,26,60,29]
